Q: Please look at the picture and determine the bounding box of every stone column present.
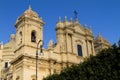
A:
[86,40,89,56]
[71,34,74,54]
[49,60,54,75]
[65,33,68,52]
[91,41,95,55]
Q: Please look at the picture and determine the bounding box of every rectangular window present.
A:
[5,62,8,68]
[77,45,82,56]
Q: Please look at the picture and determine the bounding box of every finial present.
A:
[28,5,31,10]
[48,40,54,49]
[70,18,72,22]
[89,26,92,30]
[40,17,42,19]
[98,32,101,36]
[0,41,3,49]
[98,32,101,38]
[0,41,3,45]
[28,0,31,9]
[84,24,87,27]
[97,32,102,40]
[10,34,15,40]
[74,18,80,25]
[75,18,78,22]
[64,16,67,21]
[58,16,61,22]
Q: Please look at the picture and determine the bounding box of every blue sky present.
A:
[0,0,120,48]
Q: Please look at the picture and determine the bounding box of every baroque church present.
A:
[0,6,110,80]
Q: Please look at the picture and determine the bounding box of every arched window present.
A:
[77,45,82,56]
[31,31,36,42]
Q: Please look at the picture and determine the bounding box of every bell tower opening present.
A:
[4,62,8,68]
[31,31,36,42]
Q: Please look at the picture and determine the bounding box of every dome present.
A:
[24,6,39,17]
[15,6,44,28]
[4,34,16,50]
[94,33,110,46]
[3,40,16,50]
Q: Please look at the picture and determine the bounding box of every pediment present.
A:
[74,25,85,35]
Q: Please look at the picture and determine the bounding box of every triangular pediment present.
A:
[74,24,85,35]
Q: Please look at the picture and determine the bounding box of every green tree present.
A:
[43,41,120,80]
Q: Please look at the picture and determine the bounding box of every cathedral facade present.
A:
[0,6,110,80]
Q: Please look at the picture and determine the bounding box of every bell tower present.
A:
[15,6,44,56]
